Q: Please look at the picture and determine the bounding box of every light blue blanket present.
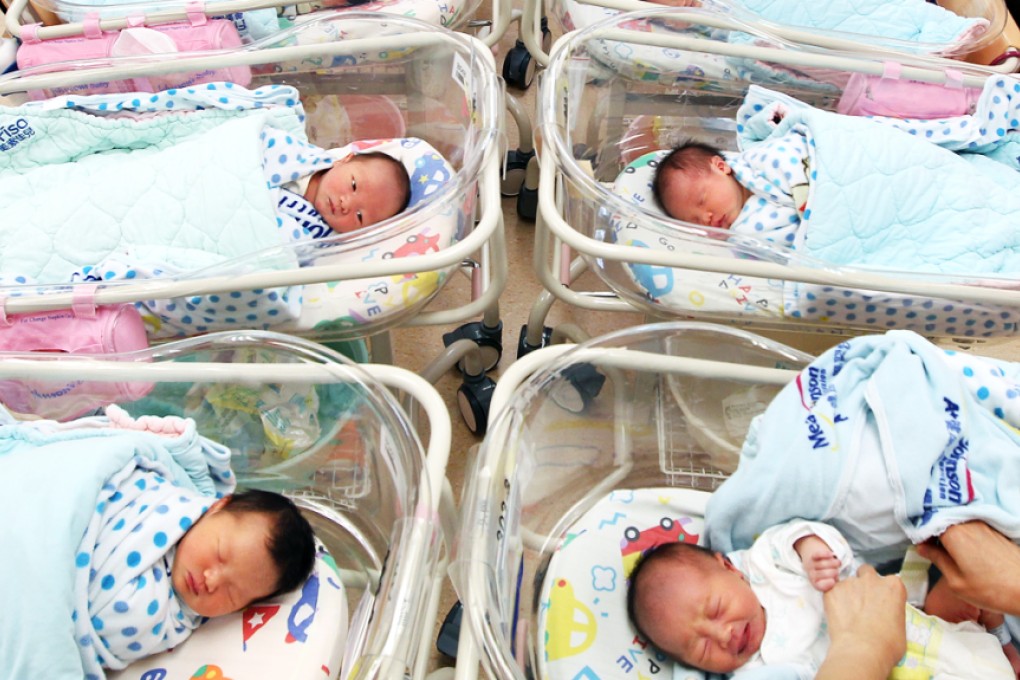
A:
[736,82,1020,276]
[706,331,1020,565]
[735,0,987,50]
[0,86,306,284]
[0,84,309,335]
[0,406,233,680]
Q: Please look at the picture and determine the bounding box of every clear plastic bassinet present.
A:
[3,0,511,52]
[532,8,1020,342]
[453,322,812,680]
[512,0,1014,77]
[0,330,454,680]
[0,13,505,346]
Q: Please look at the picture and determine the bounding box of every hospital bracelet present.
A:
[989,623,1012,647]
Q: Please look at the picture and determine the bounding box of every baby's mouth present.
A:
[736,622,750,655]
[187,572,199,597]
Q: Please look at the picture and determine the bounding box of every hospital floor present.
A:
[387,21,1020,668]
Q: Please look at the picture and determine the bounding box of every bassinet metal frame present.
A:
[524,13,1020,348]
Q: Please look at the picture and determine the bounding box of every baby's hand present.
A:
[795,535,841,592]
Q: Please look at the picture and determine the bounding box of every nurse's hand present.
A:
[918,521,1020,616]
[816,565,907,680]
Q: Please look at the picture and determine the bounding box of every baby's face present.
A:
[171,499,280,618]
[306,154,406,234]
[640,553,766,673]
[659,156,748,231]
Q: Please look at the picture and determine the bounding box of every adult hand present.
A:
[917,522,1020,616]
[816,565,907,680]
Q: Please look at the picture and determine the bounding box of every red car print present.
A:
[383,232,441,259]
[620,516,700,576]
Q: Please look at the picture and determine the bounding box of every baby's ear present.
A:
[716,551,741,574]
[711,155,732,174]
[208,495,231,514]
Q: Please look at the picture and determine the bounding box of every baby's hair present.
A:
[221,489,316,599]
[354,152,412,216]
[651,140,727,213]
[626,541,719,647]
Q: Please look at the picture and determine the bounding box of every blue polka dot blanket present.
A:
[734,80,1020,278]
[706,330,1020,565]
[0,403,234,680]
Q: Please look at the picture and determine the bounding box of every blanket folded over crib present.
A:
[706,331,1020,564]
[0,103,301,284]
[733,0,988,52]
[0,404,233,680]
[735,82,1020,276]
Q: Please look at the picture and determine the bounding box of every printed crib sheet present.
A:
[537,487,711,680]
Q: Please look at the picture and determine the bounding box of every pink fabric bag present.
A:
[0,293,153,420]
[17,13,251,97]
[837,63,981,119]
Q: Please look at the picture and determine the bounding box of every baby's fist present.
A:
[795,535,841,592]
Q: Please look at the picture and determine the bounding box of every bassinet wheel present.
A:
[502,41,535,90]
[443,321,503,372]
[516,185,538,221]
[502,148,534,197]
[458,373,497,436]
[517,324,553,358]
[549,363,606,414]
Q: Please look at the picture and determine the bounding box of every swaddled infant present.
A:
[261,130,449,245]
[652,139,807,245]
[64,407,317,676]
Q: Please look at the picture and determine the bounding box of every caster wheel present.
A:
[502,40,535,90]
[443,321,504,372]
[517,324,553,359]
[517,185,538,221]
[436,601,463,658]
[458,373,497,436]
[502,148,534,197]
[549,363,606,413]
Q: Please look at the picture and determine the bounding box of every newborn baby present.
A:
[652,138,808,245]
[627,520,1014,678]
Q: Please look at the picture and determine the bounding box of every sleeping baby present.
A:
[78,407,316,675]
[627,519,1017,679]
[652,139,806,246]
[0,403,315,680]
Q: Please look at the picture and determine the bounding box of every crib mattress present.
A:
[604,150,1020,338]
[108,538,348,680]
[537,487,710,680]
